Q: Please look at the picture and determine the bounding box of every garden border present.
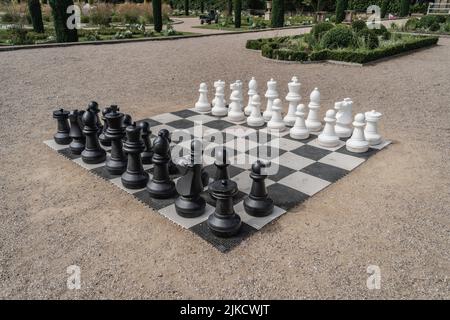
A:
[0,24,312,52]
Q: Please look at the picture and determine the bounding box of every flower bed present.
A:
[403,15,450,35]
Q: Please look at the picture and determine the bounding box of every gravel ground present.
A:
[0,29,449,300]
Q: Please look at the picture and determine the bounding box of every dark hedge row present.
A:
[247,35,438,64]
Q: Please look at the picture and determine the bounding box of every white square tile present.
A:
[150,113,182,124]
[318,152,365,171]
[72,157,105,170]
[44,140,69,151]
[171,128,193,143]
[277,152,316,170]
[307,138,346,151]
[259,127,290,137]
[225,137,258,153]
[279,171,330,196]
[158,203,213,229]
[186,114,217,124]
[235,201,287,230]
[370,140,391,150]
[265,137,305,151]
[109,177,145,194]
[231,154,257,169]
[232,171,275,194]
[224,125,256,138]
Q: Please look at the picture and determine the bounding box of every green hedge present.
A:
[247,35,438,64]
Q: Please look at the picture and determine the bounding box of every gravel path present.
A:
[172,17,229,34]
[0,28,449,299]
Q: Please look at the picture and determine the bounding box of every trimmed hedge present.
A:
[247,35,438,64]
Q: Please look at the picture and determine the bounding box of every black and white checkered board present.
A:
[44,107,391,252]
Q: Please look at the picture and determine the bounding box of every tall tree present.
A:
[184,0,189,16]
[271,0,284,28]
[49,0,78,43]
[380,0,388,18]
[227,0,232,16]
[399,0,410,17]
[234,0,241,28]
[153,0,162,32]
[335,0,348,23]
[28,0,44,33]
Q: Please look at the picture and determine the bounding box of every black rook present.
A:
[53,109,71,145]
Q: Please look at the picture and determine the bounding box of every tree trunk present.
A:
[28,0,44,33]
[49,0,78,43]
[153,0,162,32]
[271,0,284,28]
[234,0,241,28]
[227,0,232,17]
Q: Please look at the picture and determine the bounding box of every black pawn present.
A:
[87,101,103,136]
[207,179,242,238]
[121,123,149,189]
[53,109,71,145]
[99,107,112,147]
[244,160,274,217]
[105,106,127,175]
[146,130,176,199]
[81,107,106,164]
[68,110,85,155]
[175,140,206,218]
[208,147,235,200]
[139,121,153,165]
[160,128,178,175]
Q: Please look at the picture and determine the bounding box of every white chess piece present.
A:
[211,80,220,108]
[247,94,265,127]
[346,113,369,153]
[305,87,322,132]
[211,80,228,117]
[263,78,278,121]
[194,82,211,113]
[335,98,353,138]
[283,76,301,127]
[364,110,383,146]
[236,80,244,109]
[227,82,245,123]
[290,104,309,140]
[318,109,340,148]
[244,77,258,116]
[267,98,286,132]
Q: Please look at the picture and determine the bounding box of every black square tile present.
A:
[245,131,275,143]
[246,146,287,159]
[189,221,257,253]
[267,183,309,210]
[300,162,349,183]
[203,164,246,181]
[90,165,121,180]
[267,164,296,182]
[204,120,235,130]
[58,148,81,160]
[136,118,162,128]
[290,145,332,161]
[171,109,199,118]
[335,146,379,159]
[166,119,195,130]
[133,190,178,211]
[283,133,317,144]
[203,131,235,144]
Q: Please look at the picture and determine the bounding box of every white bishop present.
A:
[244,77,258,116]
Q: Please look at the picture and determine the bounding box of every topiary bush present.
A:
[405,17,420,31]
[351,20,368,33]
[373,24,391,40]
[429,22,440,32]
[320,25,356,49]
[419,15,438,29]
[357,29,379,49]
[311,22,334,41]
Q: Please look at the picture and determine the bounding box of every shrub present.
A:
[357,29,379,49]
[10,26,33,45]
[373,24,390,40]
[116,3,141,24]
[273,49,308,61]
[311,22,334,41]
[419,15,437,29]
[444,23,450,33]
[320,25,356,49]
[429,22,440,32]
[405,17,420,31]
[261,42,279,59]
[351,20,368,33]
[89,3,113,26]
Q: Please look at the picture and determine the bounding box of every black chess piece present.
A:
[160,128,178,175]
[81,107,106,164]
[139,121,153,165]
[207,179,242,238]
[68,110,85,155]
[121,114,132,143]
[244,160,274,217]
[121,123,149,189]
[208,147,236,201]
[146,130,176,199]
[105,106,127,175]
[175,140,206,218]
[87,101,103,136]
[99,106,112,147]
[53,109,71,145]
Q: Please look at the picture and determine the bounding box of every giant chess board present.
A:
[44,107,391,252]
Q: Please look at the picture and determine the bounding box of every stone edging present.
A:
[0,24,312,52]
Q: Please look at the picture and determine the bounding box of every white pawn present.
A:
[227,82,245,123]
[290,104,309,140]
[267,98,286,132]
[211,80,220,108]
[244,77,258,116]
[346,113,369,153]
[305,87,322,132]
[364,110,383,146]
[318,109,340,148]
[263,78,278,121]
[283,76,301,127]
[247,94,265,127]
[335,98,353,138]
[211,80,228,117]
[194,82,211,113]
